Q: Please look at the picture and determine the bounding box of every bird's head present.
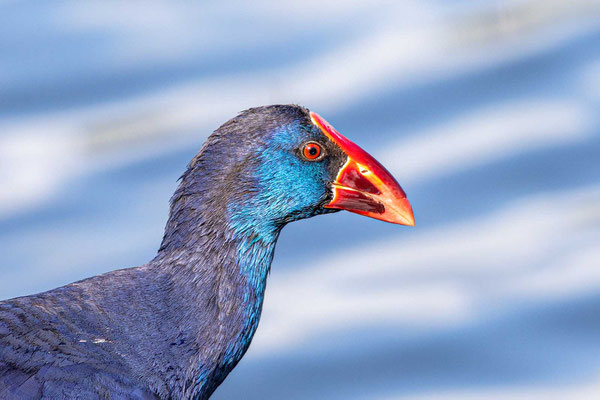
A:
[164,105,413,250]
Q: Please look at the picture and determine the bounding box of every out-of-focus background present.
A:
[1,0,600,398]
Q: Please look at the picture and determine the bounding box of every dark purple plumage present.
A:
[0,105,348,399]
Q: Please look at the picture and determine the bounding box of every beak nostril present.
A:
[357,163,369,175]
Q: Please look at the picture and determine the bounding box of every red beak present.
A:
[310,111,415,226]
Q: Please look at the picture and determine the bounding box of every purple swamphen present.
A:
[0,105,414,399]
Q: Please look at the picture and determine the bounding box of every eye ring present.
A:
[302,142,324,161]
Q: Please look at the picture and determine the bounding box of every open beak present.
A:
[310,111,415,226]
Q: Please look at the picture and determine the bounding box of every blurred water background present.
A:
[1,0,600,398]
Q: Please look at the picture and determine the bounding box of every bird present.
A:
[0,105,414,399]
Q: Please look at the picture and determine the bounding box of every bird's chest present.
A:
[183,277,268,399]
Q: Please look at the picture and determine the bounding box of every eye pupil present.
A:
[303,143,322,160]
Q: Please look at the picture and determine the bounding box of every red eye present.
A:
[303,142,322,160]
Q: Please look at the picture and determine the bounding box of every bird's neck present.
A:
[155,185,282,397]
[158,179,283,303]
